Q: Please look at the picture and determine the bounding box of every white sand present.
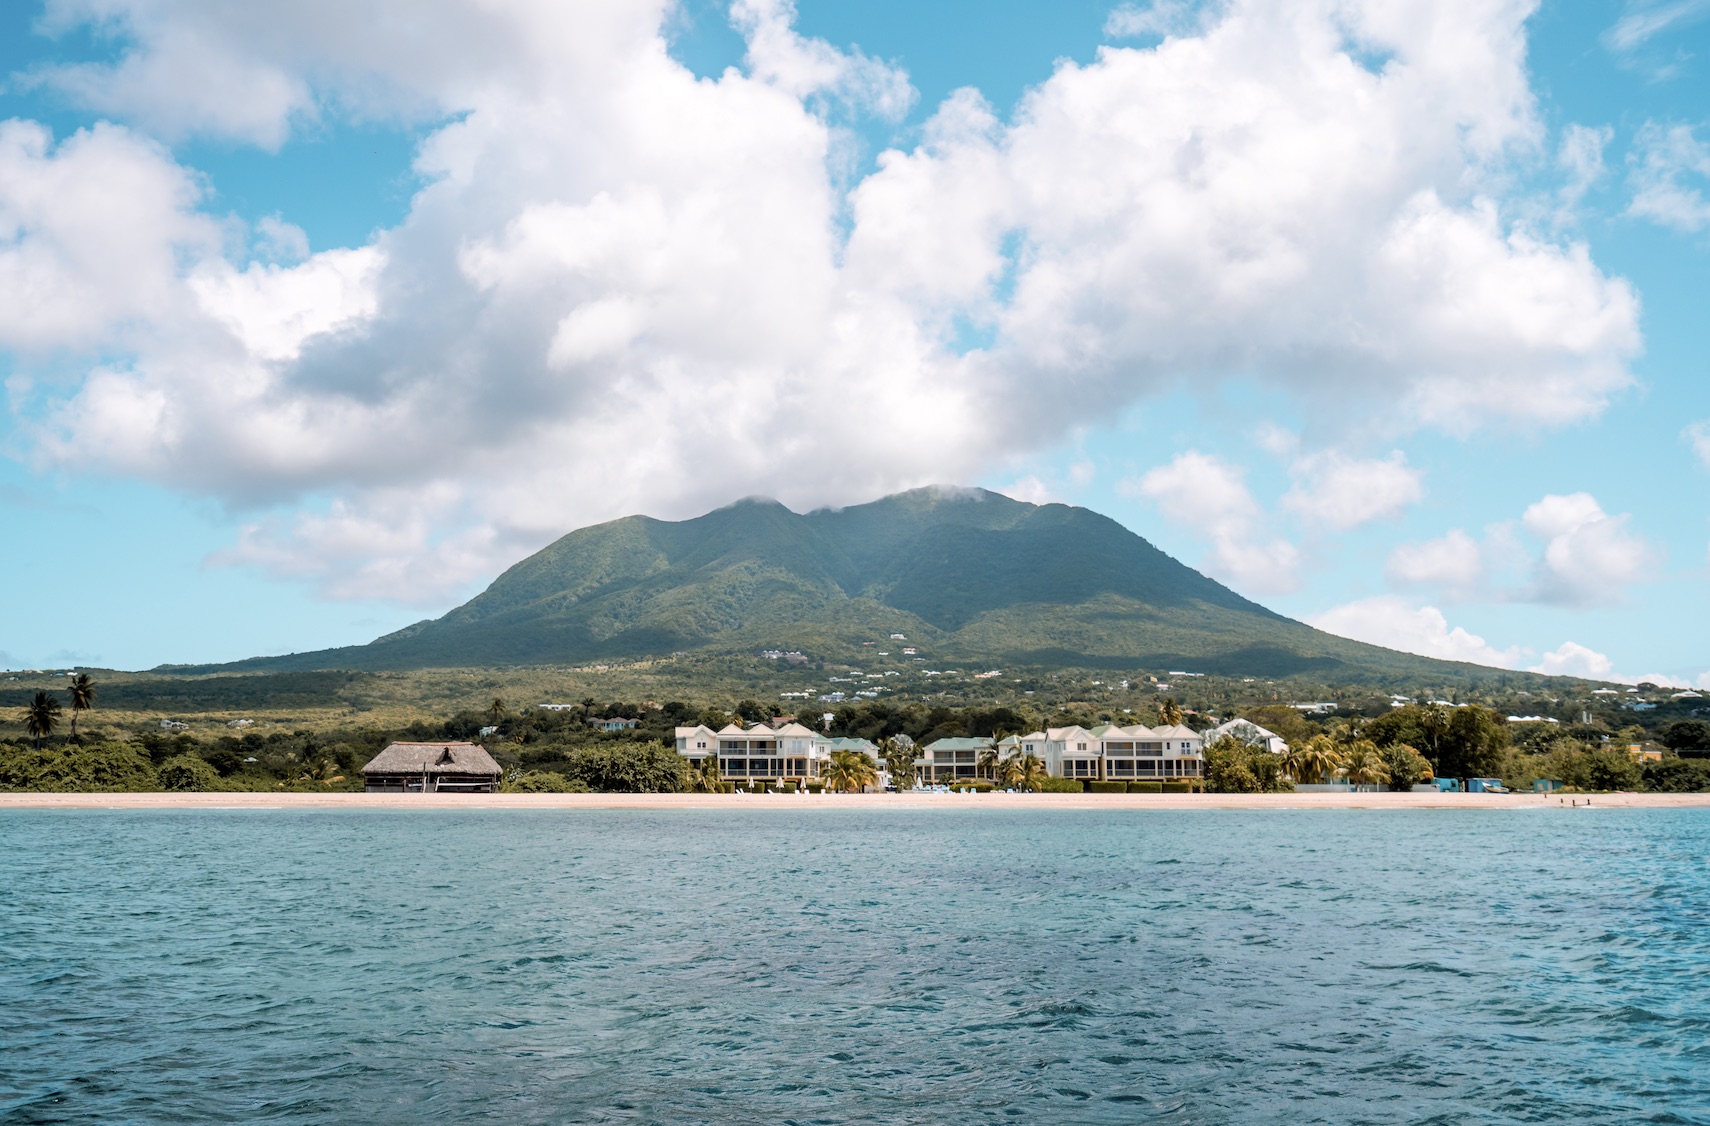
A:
[2,790,1704,811]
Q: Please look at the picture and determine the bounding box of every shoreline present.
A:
[3,791,1707,811]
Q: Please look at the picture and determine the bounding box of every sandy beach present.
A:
[3,790,1707,811]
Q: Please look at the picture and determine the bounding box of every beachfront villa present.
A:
[361,741,503,793]
[678,722,1205,786]
[913,726,1204,783]
[675,722,839,784]
[917,737,994,782]
[1015,724,1206,782]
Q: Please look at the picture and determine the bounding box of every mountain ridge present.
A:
[185,486,1524,685]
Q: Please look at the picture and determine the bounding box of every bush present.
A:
[1128,781,1163,793]
[559,742,688,793]
[1643,758,1710,793]
[804,781,822,794]
[952,779,995,792]
[778,780,798,793]
[158,753,221,792]
[1085,780,1127,793]
[1036,777,1082,793]
[1582,749,1642,792]
[0,743,159,792]
[1161,781,1194,793]
[503,770,590,793]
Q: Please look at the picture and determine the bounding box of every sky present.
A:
[1,0,1707,684]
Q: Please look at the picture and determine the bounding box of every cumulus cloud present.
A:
[1282,450,1423,530]
[1384,492,1653,606]
[1307,596,1520,668]
[1527,641,1614,680]
[1628,121,1710,231]
[1,0,1647,602]
[1386,528,1484,588]
[1521,493,1655,605]
[1126,451,1300,592]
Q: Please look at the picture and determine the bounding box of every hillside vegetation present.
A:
[184,487,1549,687]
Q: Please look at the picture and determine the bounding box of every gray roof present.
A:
[362,741,502,777]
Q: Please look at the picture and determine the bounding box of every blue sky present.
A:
[0,0,1707,684]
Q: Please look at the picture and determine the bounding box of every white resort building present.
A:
[1015,724,1205,782]
[675,722,837,784]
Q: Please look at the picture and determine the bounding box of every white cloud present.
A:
[1521,493,1655,605]
[1527,641,1614,680]
[0,0,1648,602]
[1628,121,1710,231]
[1557,123,1612,210]
[1385,493,1653,606]
[1307,596,1520,668]
[1604,0,1710,53]
[1282,450,1423,530]
[1127,451,1299,592]
[1387,528,1484,587]
[1104,1,1203,39]
[1685,419,1710,469]
[0,120,219,353]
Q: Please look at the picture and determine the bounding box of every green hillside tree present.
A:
[67,673,97,739]
[24,691,62,749]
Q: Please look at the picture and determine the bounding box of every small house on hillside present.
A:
[362,741,502,793]
[588,717,640,732]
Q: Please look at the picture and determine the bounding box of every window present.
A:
[1076,742,1087,751]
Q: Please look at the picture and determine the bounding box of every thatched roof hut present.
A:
[362,741,502,793]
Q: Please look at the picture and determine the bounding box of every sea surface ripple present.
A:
[2,808,1707,1124]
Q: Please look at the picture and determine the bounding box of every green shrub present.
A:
[1128,781,1163,793]
[953,779,995,792]
[1036,776,1082,793]
[558,742,688,793]
[1161,780,1194,794]
[158,753,221,792]
[1643,758,1710,792]
[778,780,799,793]
[805,781,824,793]
[719,781,735,793]
[0,742,159,792]
[503,770,590,793]
[1085,780,1127,793]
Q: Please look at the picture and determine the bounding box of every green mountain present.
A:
[211,486,1521,684]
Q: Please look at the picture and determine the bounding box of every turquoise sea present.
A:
[2,808,1707,1124]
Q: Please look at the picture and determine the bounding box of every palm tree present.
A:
[1285,735,1344,785]
[824,749,878,793]
[488,697,507,728]
[977,732,1007,781]
[690,752,724,793]
[879,736,916,789]
[66,673,96,739]
[1158,698,1184,727]
[24,690,62,749]
[1001,751,1048,792]
[1341,740,1390,790]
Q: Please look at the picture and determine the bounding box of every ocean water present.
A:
[2,808,1707,1124]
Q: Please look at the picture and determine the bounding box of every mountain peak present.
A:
[210,486,1508,684]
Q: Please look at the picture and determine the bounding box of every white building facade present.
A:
[1016,724,1205,781]
[674,722,833,783]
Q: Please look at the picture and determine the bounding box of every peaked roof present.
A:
[922,736,996,752]
[362,741,501,776]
